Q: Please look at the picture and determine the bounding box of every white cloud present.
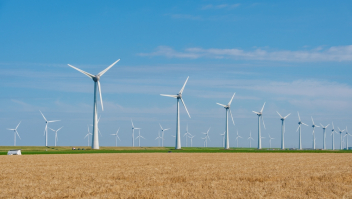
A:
[201,4,240,10]
[139,45,352,62]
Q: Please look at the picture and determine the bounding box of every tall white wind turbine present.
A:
[344,127,351,150]
[68,59,120,149]
[337,127,345,150]
[277,111,291,150]
[268,134,274,149]
[217,93,236,149]
[110,128,121,147]
[84,126,92,146]
[296,112,308,150]
[160,77,191,149]
[311,117,320,149]
[331,122,337,150]
[235,130,242,148]
[319,123,330,150]
[159,123,170,147]
[252,103,266,149]
[248,131,254,148]
[7,121,21,146]
[135,129,145,147]
[131,120,141,147]
[202,128,211,147]
[39,111,60,147]
[49,127,63,147]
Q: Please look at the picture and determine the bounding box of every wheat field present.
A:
[1,153,352,198]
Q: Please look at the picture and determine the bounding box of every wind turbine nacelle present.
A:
[93,76,100,82]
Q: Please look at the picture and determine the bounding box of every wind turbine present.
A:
[217,93,236,149]
[131,120,141,147]
[319,123,330,150]
[155,131,162,146]
[337,127,345,150]
[331,122,337,150]
[311,117,320,149]
[159,123,170,147]
[84,126,92,146]
[296,112,308,150]
[135,129,145,147]
[160,77,191,149]
[202,128,211,147]
[235,130,242,148]
[344,127,351,150]
[40,111,60,147]
[7,121,21,146]
[248,131,254,148]
[220,132,225,147]
[49,127,63,147]
[188,135,195,147]
[277,111,291,150]
[268,134,274,149]
[253,102,266,149]
[68,59,120,149]
[110,128,121,147]
[183,125,192,147]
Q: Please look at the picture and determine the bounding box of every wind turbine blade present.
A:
[117,135,121,141]
[160,94,178,98]
[141,136,146,139]
[84,134,88,138]
[48,120,60,123]
[57,126,63,132]
[260,102,266,113]
[262,116,266,129]
[16,131,21,139]
[320,123,324,128]
[296,125,300,132]
[7,128,15,131]
[284,113,291,119]
[159,123,163,130]
[164,128,170,131]
[332,122,335,129]
[179,76,189,94]
[216,103,226,107]
[297,111,301,121]
[67,64,94,79]
[98,81,104,111]
[181,98,191,118]
[39,110,47,121]
[48,128,55,131]
[97,59,120,77]
[302,123,309,126]
[276,111,283,118]
[311,116,315,125]
[252,111,259,114]
[229,109,235,126]
[228,93,236,106]
[15,121,21,130]
[131,119,134,128]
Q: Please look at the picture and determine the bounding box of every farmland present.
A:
[1,153,352,198]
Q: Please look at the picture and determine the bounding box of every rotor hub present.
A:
[93,75,100,82]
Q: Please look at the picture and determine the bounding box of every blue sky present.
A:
[1,0,352,149]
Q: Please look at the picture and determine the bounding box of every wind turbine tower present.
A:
[110,128,121,147]
[135,129,145,147]
[331,122,337,150]
[338,127,345,150]
[252,103,266,149]
[40,111,59,147]
[202,128,211,147]
[268,134,274,149]
[320,123,330,150]
[277,111,291,150]
[160,77,191,149]
[235,130,242,148]
[296,112,308,150]
[344,127,351,150]
[216,93,236,149]
[68,59,120,149]
[248,131,254,148]
[7,121,21,146]
[159,123,170,147]
[49,127,63,147]
[84,126,92,146]
[311,117,320,149]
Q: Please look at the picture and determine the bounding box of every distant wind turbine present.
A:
[155,131,162,146]
[189,135,195,147]
[277,111,291,150]
[311,117,320,149]
[135,129,145,147]
[337,127,345,150]
[7,121,21,146]
[131,119,141,147]
[331,122,337,150]
[344,127,351,150]
[49,127,63,147]
[296,112,308,150]
[40,111,60,147]
[183,125,192,147]
[253,102,266,149]
[160,77,191,149]
[68,59,120,149]
[220,132,225,147]
[320,123,330,150]
[159,123,170,147]
[235,130,242,148]
[110,128,121,147]
[216,93,236,149]
[268,134,274,149]
[84,126,92,146]
[202,128,211,147]
[248,131,254,148]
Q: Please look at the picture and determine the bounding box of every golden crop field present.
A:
[1,153,352,198]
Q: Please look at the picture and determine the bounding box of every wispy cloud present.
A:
[138,45,352,62]
[201,4,240,10]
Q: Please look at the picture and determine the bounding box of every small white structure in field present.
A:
[7,149,21,155]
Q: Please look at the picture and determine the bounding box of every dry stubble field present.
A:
[1,153,352,198]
